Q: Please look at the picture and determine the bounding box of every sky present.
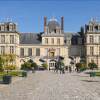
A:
[0,0,100,33]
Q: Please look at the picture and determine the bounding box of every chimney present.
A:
[61,16,64,31]
[44,16,47,32]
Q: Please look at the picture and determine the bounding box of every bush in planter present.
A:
[88,62,97,70]
[42,63,48,70]
[5,65,16,70]
[75,63,87,72]
[3,75,12,84]
[31,63,38,70]
[21,71,27,77]
[21,62,31,71]
[0,55,4,72]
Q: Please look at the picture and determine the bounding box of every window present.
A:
[20,48,24,57]
[1,46,5,55]
[54,29,56,33]
[1,35,5,43]
[89,35,94,43]
[10,46,14,54]
[36,48,40,56]
[28,48,32,56]
[7,25,9,31]
[1,25,4,31]
[51,38,54,44]
[45,38,48,44]
[57,38,60,45]
[90,26,93,32]
[90,46,94,55]
[9,25,13,31]
[10,35,14,44]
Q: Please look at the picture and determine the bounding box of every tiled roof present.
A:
[20,33,41,44]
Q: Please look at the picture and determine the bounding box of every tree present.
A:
[21,62,31,71]
[88,62,97,70]
[9,54,16,65]
[28,59,38,70]
[42,63,48,70]
[0,55,5,72]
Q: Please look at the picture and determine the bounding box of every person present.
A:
[69,66,72,73]
[54,62,59,73]
[61,63,65,74]
[32,67,35,73]
[59,62,65,74]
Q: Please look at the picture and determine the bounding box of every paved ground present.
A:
[0,70,100,100]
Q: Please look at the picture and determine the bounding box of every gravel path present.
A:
[0,71,100,100]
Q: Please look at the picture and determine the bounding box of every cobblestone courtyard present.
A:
[0,71,100,100]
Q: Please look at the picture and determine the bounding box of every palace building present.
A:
[0,17,70,70]
[0,17,100,69]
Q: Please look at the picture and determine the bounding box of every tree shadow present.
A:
[81,80,100,82]
[72,74,89,77]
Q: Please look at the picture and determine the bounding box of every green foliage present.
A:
[31,62,38,70]
[21,62,31,70]
[88,62,97,70]
[42,63,48,69]
[0,54,16,71]
[76,62,87,72]
[28,59,34,64]
[5,65,16,70]
[0,71,23,77]
[76,63,81,68]
[95,72,100,76]
[0,55,5,72]
[21,59,38,70]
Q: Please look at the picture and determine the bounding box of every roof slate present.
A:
[20,33,41,44]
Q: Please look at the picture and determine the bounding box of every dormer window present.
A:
[54,29,56,33]
[7,25,9,31]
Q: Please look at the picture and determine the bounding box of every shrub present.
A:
[5,65,16,70]
[88,62,97,70]
[21,62,31,70]
[42,63,48,69]
[76,62,87,72]
[31,62,38,70]
[8,71,22,76]
[0,71,22,77]
[0,56,4,72]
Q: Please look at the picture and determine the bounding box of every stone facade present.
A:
[0,17,70,70]
[85,18,100,68]
[1,17,100,69]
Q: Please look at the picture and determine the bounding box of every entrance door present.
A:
[49,62,55,70]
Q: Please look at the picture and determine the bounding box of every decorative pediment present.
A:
[48,48,55,52]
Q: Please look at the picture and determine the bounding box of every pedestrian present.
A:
[59,62,65,74]
[61,63,65,74]
[54,63,58,73]
[69,66,72,73]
